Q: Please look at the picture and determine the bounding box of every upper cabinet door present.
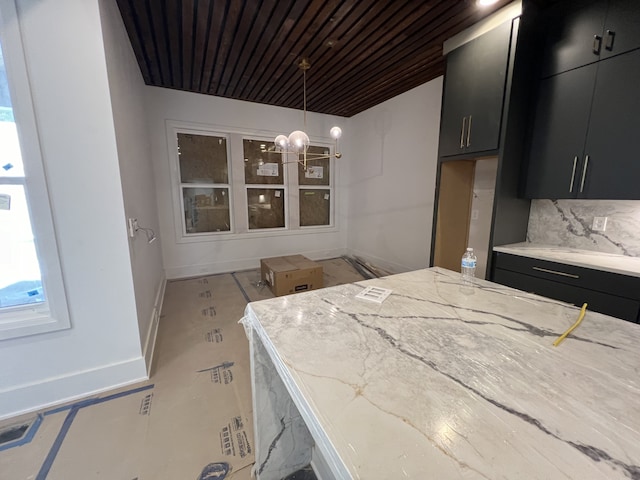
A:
[439,46,473,157]
[540,0,607,78]
[525,63,597,199]
[463,20,512,154]
[599,0,640,60]
[580,49,640,199]
[439,20,512,157]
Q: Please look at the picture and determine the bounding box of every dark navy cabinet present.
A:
[525,63,597,198]
[580,49,640,198]
[540,0,640,78]
[492,252,640,323]
[431,5,543,277]
[439,20,512,158]
[526,47,640,199]
[525,0,640,200]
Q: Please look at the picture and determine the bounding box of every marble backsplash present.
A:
[527,199,640,257]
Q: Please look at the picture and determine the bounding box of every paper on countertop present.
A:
[355,286,392,304]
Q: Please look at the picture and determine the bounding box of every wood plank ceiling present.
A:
[116,0,515,118]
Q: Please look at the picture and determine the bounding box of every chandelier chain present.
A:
[303,66,307,129]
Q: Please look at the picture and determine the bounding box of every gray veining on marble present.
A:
[249,328,313,480]
[493,243,640,277]
[244,267,640,479]
[527,199,640,257]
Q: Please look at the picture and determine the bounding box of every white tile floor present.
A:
[0,258,366,480]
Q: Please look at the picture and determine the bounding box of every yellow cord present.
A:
[553,303,588,347]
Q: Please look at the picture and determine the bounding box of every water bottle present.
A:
[461,247,477,284]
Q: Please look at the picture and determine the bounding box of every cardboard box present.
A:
[260,255,323,296]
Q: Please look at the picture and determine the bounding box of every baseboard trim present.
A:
[0,357,147,421]
[165,248,348,280]
[143,272,167,376]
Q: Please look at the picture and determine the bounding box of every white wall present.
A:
[346,78,443,273]
[0,0,146,420]
[468,158,498,278]
[145,87,349,278]
[98,0,165,369]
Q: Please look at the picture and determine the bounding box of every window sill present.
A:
[175,224,339,244]
[0,305,71,341]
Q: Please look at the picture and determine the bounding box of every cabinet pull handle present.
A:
[532,266,579,279]
[579,155,589,193]
[593,34,602,54]
[466,115,472,147]
[460,116,466,149]
[605,30,615,51]
[569,156,578,193]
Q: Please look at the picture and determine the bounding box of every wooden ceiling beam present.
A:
[306,1,467,112]
[116,0,517,117]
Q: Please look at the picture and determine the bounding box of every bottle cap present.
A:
[466,247,473,251]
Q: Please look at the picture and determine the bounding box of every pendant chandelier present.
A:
[273,58,343,169]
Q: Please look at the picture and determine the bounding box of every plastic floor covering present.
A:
[0,257,366,480]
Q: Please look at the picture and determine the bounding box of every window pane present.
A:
[0,122,24,177]
[0,42,43,308]
[0,185,44,307]
[243,139,283,184]
[298,145,330,186]
[247,188,285,229]
[300,189,330,226]
[0,46,24,178]
[183,187,230,233]
[177,133,228,184]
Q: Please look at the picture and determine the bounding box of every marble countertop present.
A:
[494,242,640,277]
[244,267,640,479]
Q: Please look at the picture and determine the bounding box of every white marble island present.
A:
[242,267,640,479]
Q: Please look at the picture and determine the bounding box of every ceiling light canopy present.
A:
[273,59,343,169]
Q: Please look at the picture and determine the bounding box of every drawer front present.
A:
[493,268,640,323]
[493,252,640,300]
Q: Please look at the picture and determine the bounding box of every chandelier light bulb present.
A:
[274,134,288,149]
[272,60,344,163]
[288,130,310,153]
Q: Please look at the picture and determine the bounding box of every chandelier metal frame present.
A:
[273,58,343,170]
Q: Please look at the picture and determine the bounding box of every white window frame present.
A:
[169,125,234,239]
[0,0,70,340]
[167,120,339,243]
[242,134,288,233]
[296,144,335,230]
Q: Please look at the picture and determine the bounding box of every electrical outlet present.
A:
[592,216,607,232]
[128,218,138,237]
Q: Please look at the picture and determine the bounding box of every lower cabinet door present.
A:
[493,268,640,322]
